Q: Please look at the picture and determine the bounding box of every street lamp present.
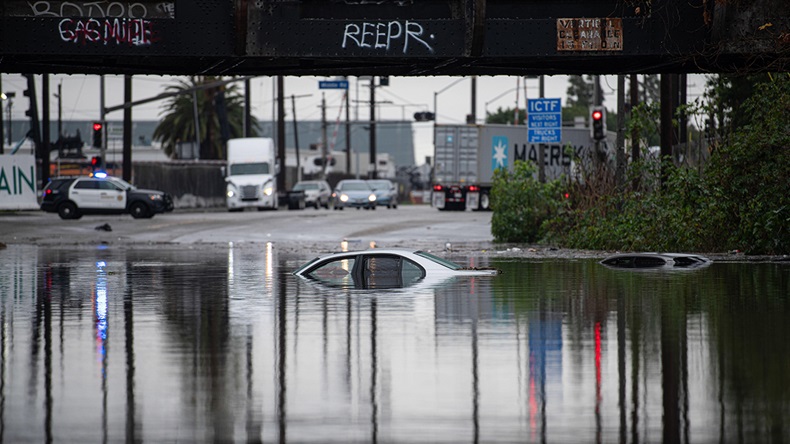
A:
[484,87,519,117]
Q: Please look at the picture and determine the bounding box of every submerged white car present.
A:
[600,253,711,270]
[294,248,499,289]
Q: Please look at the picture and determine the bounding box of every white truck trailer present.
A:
[432,124,604,211]
[225,138,279,211]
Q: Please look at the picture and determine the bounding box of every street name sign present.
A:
[319,80,349,89]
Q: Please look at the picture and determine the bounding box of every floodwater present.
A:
[0,244,788,443]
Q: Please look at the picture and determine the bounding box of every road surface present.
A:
[0,205,494,252]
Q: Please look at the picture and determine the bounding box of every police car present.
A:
[40,173,174,220]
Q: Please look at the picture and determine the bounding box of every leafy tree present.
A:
[704,73,768,139]
[153,76,255,160]
[486,106,524,125]
[566,75,597,107]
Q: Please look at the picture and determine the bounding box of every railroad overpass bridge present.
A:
[1,0,787,189]
[0,0,788,76]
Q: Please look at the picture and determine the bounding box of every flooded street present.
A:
[0,243,788,443]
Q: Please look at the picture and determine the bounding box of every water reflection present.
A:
[0,245,787,442]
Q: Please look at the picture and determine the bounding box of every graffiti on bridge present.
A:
[10,1,175,19]
[59,18,160,46]
[342,20,435,54]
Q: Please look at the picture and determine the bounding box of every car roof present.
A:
[600,252,711,269]
[294,248,499,277]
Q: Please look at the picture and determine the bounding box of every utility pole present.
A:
[42,75,50,185]
[57,81,62,139]
[123,75,132,181]
[321,92,327,179]
[616,75,626,187]
[538,75,546,183]
[6,95,12,149]
[369,78,376,180]
[470,75,477,124]
[244,78,252,137]
[659,74,677,188]
[100,75,106,170]
[277,76,286,193]
[345,88,351,175]
[291,94,300,182]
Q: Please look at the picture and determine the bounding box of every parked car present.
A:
[331,179,377,210]
[40,174,174,220]
[367,179,398,209]
[600,253,711,270]
[294,248,499,289]
[292,180,332,209]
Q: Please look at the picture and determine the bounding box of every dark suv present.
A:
[41,175,174,220]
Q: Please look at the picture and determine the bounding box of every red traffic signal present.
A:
[92,121,104,148]
[590,107,605,140]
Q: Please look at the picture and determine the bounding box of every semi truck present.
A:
[431,124,606,211]
[225,137,279,211]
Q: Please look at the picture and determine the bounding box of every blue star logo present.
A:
[492,136,508,171]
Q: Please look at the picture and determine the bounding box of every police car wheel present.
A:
[130,202,150,219]
[58,202,79,220]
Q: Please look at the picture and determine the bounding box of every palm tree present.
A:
[153,76,256,160]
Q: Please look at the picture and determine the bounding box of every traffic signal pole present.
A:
[100,75,106,170]
[41,74,50,185]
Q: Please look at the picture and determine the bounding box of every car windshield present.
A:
[107,177,134,190]
[368,181,390,190]
[340,182,370,191]
[414,251,462,270]
[293,182,318,191]
[230,162,270,175]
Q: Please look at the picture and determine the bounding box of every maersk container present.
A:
[431,124,605,211]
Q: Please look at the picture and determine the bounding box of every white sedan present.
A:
[294,248,499,289]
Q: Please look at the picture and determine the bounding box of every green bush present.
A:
[490,161,566,243]
[702,77,790,253]
[544,74,790,254]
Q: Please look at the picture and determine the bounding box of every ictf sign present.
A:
[527,98,562,143]
[0,155,38,210]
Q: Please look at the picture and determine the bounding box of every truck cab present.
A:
[225,138,279,211]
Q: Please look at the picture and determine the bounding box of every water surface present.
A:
[0,244,787,443]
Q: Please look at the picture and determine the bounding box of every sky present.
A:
[1,74,709,164]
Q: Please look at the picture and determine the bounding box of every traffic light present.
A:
[91,156,102,171]
[92,121,104,148]
[22,74,42,147]
[591,106,606,140]
[413,111,435,122]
